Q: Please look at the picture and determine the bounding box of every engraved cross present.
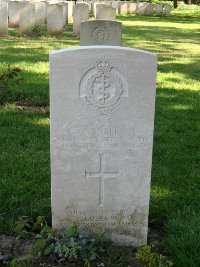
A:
[85,154,118,206]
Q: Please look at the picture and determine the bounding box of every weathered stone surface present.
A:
[57,2,68,29]
[118,2,128,14]
[62,2,68,27]
[136,2,147,15]
[66,1,73,23]
[47,4,63,34]
[146,3,155,16]
[84,0,92,11]
[155,3,163,16]
[164,5,171,16]
[80,20,122,46]
[35,2,45,26]
[94,3,107,18]
[73,2,89,36]
[129,2,137,14]
[0,2,8,35]
[19,2,35,34]
[110,1,119,15]
[8,0,19,27]
[50,46,157,246]
[96,5,116,20]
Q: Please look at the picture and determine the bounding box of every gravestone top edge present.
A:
[50,45,157,58]
[81,19,122,24]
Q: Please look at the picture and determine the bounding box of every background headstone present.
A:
[118,2,128,15]
[164,5,171,16]
[129,2,137,14]
[96,5,116,20]
[47,4,64,34]
[73,2,89,36]
[146,4,155,16]
[155,3,163,16]
[0,2,8,35]
[50,46,157,247]
[66,1,73,23]
[8,0,19,27]
[110,1,119,15]
[19,2,35,34]
[136,2,147,15]
[35,2,45,26]
[94,3,107,18]
[80,20,122,46]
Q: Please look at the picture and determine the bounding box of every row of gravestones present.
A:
[0,0,171,36]
[50,19,157,247]
[94,1,171,16]
[0,1,73,35]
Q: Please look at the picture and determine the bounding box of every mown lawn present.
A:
[0,10,200,267]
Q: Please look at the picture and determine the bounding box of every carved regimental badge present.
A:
[91,26,110,44]
[79,58,128,115]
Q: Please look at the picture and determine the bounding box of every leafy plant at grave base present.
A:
[29,224,56,257]
[11,255,33,267]
[50,226,109,266]
[0,66,22,106]
[102,249,130,267]
[135,245,173,267]
[14,216,46,238]
[30,24,47,37]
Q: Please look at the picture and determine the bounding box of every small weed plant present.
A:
[31,24,47,37]
[0,65,22,106]
[136,245,173,267]
[14,216,46,238]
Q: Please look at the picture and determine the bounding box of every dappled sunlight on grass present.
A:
[0,11,200,267]
[151,186,175,198]
[32,118,50,126]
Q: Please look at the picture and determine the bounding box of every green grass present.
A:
[0,10,200,267]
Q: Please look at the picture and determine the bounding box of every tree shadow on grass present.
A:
[150,85,200,227]
[159,58,200,82]
[122,25,200,46]
[0,106,51,233]
[118,13,200,24]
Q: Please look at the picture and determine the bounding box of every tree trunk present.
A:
[173,0,178,8]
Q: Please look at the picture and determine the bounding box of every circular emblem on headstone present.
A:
[79,58,128,115]
[91,26,110,44]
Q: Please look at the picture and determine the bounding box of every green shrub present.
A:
[136,245,173,267]
[177,2,200,9]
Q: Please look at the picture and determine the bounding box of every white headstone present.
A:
[47,4,63,34]
[96,5,116,20]
[136,2,147,15]
[80,20,122,46]
[146,3,155,16]
[57,2,68,29]
[66,1,73,23]
[84,0,92,11]
[164,5,171,16]
[155,3,163,16]
[118,2,128,14]
[110,1,119,15]
[35,2,45,26]
[0,2,8,35]
[62,2,68,27]
[50,46,157,247]
[73,2,89,36]
[19,2,35,34]
[93,3,106,18]
[129,2,137,14]
[8,0,19,27]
